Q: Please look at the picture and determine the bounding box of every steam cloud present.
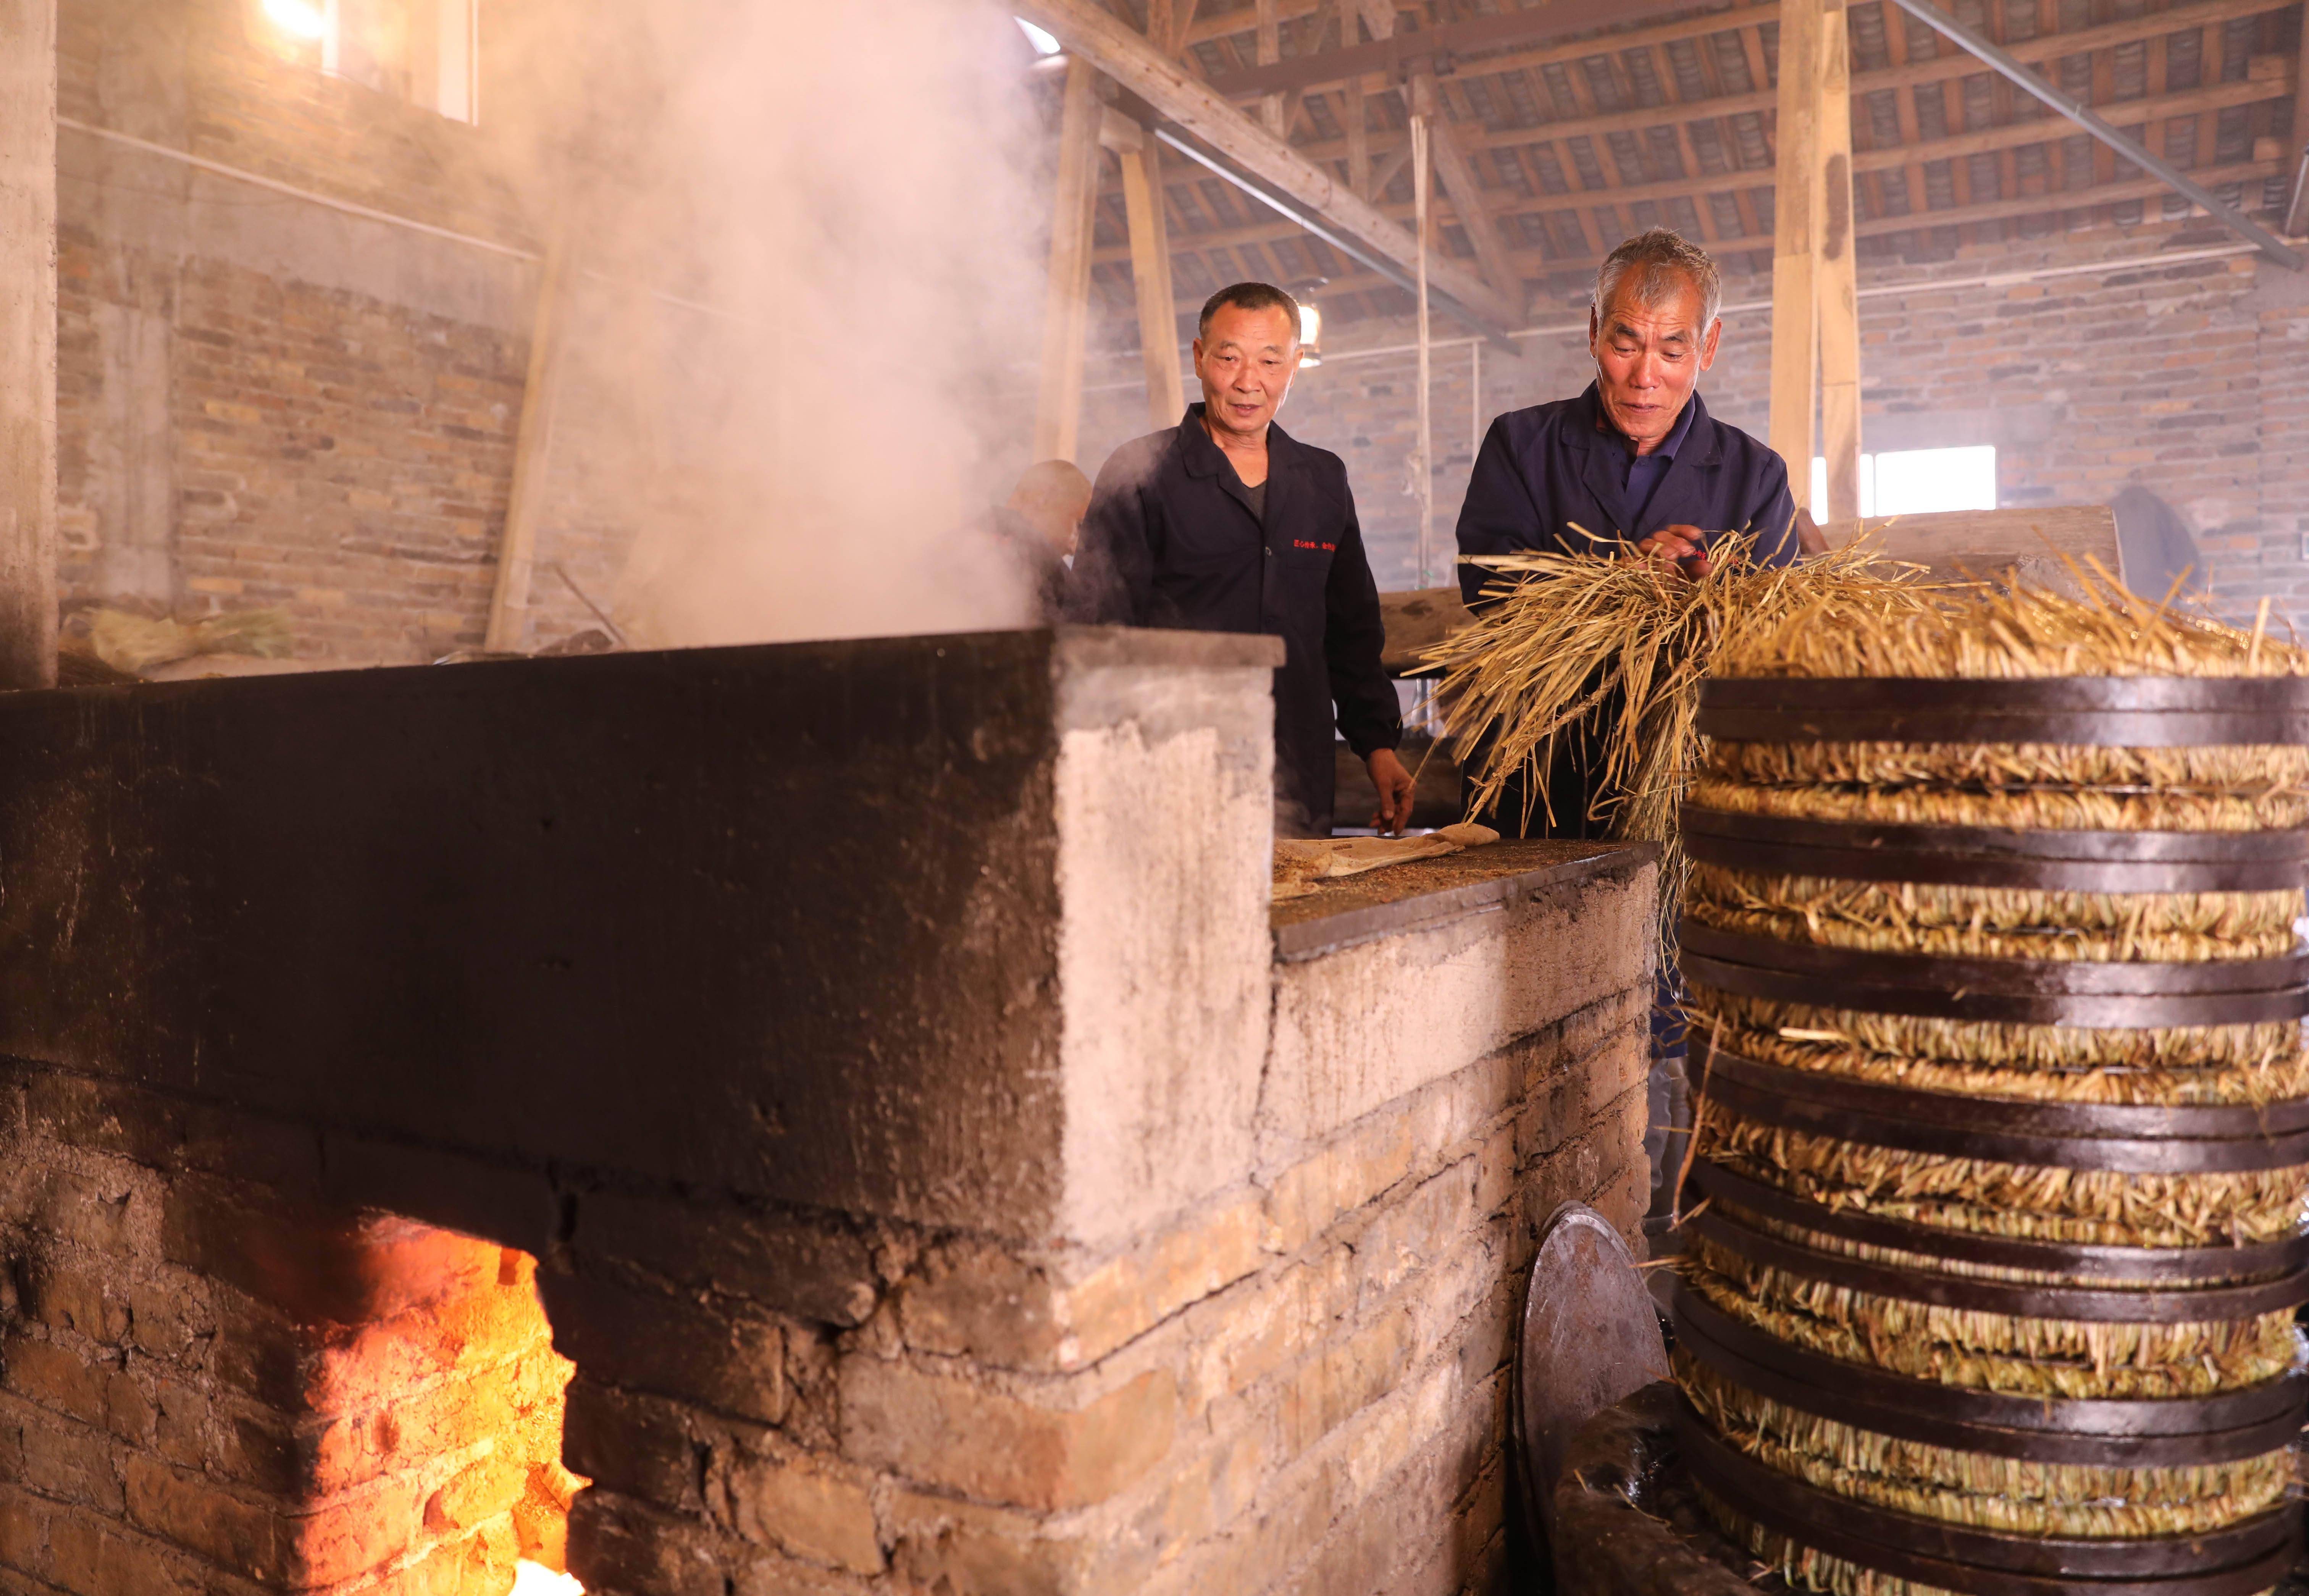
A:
[490,0,1055,647]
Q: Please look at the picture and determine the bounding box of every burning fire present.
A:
[512,1564,584,1595]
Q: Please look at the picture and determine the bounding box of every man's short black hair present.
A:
[1198,281,1301,342]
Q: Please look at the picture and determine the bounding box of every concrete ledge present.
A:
[1052,625,1285,672]
[1270,840,1656,962]
[1260,846,1658,1160]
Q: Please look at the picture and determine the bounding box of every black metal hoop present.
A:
[1697,675,2309,748]
[1688,1201,2309,1321]
[1670,1283,2309,1465]
[1676,1397,2301,1594]
[1681,807,2309,893]
[1692,1042,2309,1173]
[1681,921,2309,1026]
[1686,1158,2309,1282]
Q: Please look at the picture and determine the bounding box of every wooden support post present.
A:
[1033,57,1104,464]
[1256,0,1285,135]
[484,226,573,652]
[1768,0,1823,512]
[1819,0,1862,522]
[1412,113,1434,586]
[1411,73,1525,309]
[0,0,57,688]
[1345,77,1371,195]
[1109,111,1186,428]
[2288,0,2309,234]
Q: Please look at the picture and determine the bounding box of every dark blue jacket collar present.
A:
[1178,402,1295,521]
[1563,382,1722,469]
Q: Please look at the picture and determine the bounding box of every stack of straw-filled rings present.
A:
[1670,623,2309,1596]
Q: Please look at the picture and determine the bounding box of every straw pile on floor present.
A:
[1673,575,2309,1596]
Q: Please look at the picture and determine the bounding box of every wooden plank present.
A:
[1414,71,1527,304]
[1032,57,1104,463]
[1016,0,1518,330]
[1117,128,1188,429]
[1345,75,1371,194]
[1771,0,1824,493]
[0,0,55,687]
[484,226,573,653]
[1823,506,2120,593]
[1820,0,1862,522]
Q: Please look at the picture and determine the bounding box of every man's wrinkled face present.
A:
[1193,302,1301,440]
[1588,275,1721,453]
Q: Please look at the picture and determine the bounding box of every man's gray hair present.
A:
[1593,228,1722,331]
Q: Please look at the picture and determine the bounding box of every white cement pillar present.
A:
[0,0,58,688]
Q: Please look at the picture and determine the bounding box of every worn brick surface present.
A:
[1,1068,576,1596]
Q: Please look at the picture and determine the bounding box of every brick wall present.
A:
[0,1070,579,1596]
[1082,222,2309,634]
[0,896,1652,1596]
[556,981,1648,1596]
[57,0,633,666]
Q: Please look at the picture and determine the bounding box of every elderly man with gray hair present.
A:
[1456,228,1798,591]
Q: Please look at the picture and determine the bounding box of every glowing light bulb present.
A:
[262,0,328,39]
[511,1563,584,1595]
[1297,301,1322,366]
[1015,18,1062,54]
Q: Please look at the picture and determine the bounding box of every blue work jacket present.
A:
[1454,383,1799,608]
[1072,405,1400,835]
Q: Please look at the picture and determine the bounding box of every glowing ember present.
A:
[511,1562,584,1594]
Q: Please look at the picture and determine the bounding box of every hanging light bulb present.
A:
[1297,299,1323,368]
[262,0,327,38]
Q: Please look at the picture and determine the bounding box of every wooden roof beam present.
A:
[1211,0,1719,95]
[1101,67,2290,267]
[1265,0,2288,167]
[1015,0,1521,335]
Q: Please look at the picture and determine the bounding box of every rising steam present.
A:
[491,0,1057,646]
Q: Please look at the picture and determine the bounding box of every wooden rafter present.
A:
[1017,0,1520,331]
[1088,61,2294,267]
[1098,0,2302,323]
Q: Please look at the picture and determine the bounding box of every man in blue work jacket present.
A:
[1456,228,1799,1235]
[1074,282,1411,838]
[1455,226,1800,840]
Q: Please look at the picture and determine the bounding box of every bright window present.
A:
[248,0,478,123]
[1810,445,1997,519]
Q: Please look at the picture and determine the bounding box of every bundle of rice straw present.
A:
[1421,535,1938,928]
[1671,572,2309,1596]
